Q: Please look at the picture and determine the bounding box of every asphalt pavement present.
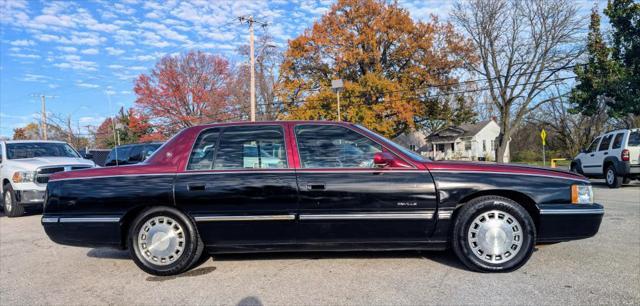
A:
[0,179,638,305]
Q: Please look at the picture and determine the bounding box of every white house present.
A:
[423,120,509,162]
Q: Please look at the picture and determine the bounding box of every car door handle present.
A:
[603,152,608,155]
[590,154,595,157]
[188,183,206,191]
[306,184,326,191]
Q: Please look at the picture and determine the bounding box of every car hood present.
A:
[7,157,95,171]
[424,160,587,181]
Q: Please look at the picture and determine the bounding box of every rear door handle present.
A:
[603,152,608,155]
[188,183,206,191]
[306,184,326,191]
[590,154,595,157]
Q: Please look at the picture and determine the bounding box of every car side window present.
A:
[187,128,220,170]
[598,134,613,151]
[586,137,600,153]
[295,124,382,168]
[611,133,625,149]
[214,125,287,169]
[128,145,144,163]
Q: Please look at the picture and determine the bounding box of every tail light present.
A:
[621,149,630,161]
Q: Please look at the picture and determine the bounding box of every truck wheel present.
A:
[605,165,623,188]
[452,196,535,272]
[3,184,25,218]
[128,206,204,276]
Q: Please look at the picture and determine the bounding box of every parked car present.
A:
[42,121,603,275]
[104,142,163,167]
[571,128,640,188]
[0,140,95,217]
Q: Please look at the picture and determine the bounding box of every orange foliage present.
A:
[277,0,475,137]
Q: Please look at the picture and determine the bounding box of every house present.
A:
[423,120,508,162]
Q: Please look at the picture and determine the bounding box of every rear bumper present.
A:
[41,215,123,248]
[537,204,604,243]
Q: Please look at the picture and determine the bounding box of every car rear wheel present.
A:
[605,165,622,188]
[128,207,204,276]
[452,196,535,272]
[3,184,24,218]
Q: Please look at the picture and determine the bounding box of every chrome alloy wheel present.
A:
[606,168,615,185]
[468,210,523,264]
[4,191,12,213]
[137,216,186,266]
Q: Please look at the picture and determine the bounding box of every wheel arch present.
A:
[453,189,540,229]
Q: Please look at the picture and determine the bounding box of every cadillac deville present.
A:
[42,121,603,275]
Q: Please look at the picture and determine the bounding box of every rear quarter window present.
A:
[628,131,640,147]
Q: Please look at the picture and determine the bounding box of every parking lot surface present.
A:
[1,180,638,305]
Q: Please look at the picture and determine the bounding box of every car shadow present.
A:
[86,248,131,260]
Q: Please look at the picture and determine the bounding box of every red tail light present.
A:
[621,149,630,161]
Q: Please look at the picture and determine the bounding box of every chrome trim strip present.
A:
[49,173,172,182]
[41,217,59,223]
[428,170,590,183]
[299,212,434,220]
[539,208,604,215]
[437,211,453,219]
[194,214,296,222]
[58,217,121,223]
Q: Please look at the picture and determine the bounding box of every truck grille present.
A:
[35,165,92,184]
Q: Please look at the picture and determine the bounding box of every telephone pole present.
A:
[239,16,267,122]
[31,94,56,140]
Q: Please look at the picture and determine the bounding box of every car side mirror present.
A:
[373,152,396,167]
[84,153,94,160]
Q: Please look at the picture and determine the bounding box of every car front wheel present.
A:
[605,165,622,188]
[128,206,204,276]
[452,196,535,272]
[3,184,25,218]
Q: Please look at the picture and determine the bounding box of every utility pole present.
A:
[31,94,55,140]
[239,16,267,122]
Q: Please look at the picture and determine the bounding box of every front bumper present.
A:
[537,203,604,243]
[15,189,46,206]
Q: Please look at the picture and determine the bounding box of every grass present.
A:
[512,159,571,168]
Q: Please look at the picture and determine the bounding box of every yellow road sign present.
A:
[540,129,547,146]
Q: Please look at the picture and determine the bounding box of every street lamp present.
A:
[331,79,344,121]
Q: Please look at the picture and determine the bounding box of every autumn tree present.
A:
[12,123,40,140]
[134,50,233,134]
[93,107,163,148]
[452,0,583,162]
[277,0,475,137]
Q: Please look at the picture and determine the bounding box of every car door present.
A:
[293,123,438,244]
[582,137,602,175]
[593,133,614,174]
[174,124,298,247]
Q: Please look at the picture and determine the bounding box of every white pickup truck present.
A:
[0,140,95,217]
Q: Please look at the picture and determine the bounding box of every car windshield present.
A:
[6,142,81,159]
[354,125,429,162]
[629,131,640,147]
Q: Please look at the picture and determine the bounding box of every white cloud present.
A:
[20,73,47,82]
[57,46,78,53]
[10,39,35,46]
[32,14,76,28]
[108,64,124,69]
[10,53,41,59]
[81,48,99,55]
[76,81,100,88]
[106,47,125,56]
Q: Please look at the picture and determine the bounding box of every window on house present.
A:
[491,140,495,151]
[409,144,416,151]
[482,140,487,152]
[465,141,471,151]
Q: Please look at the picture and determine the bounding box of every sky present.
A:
[0,0,604,139]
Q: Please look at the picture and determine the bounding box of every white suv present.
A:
[571,128,640,188]
[0,140,95,217]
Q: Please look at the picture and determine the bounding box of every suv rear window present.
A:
[598,134,613,151]
[612,133,625,149]
[629,131,640,147]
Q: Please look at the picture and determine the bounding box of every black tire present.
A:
[570,162,578,173]
[605,165,623,188]
[128,206,204,276]
[452,196,535,272]
[3,184,25,218]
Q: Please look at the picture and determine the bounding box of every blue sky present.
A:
[0,0,603,139]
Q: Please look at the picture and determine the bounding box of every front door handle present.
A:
[590,154,595,157]
[603,152,608,155]
[188,183,206,191]
[306,184,326,191]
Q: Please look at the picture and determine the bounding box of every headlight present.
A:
[12,171,36,183]
[571,184,593,204]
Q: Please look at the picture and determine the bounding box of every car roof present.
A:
[2,140,68,144]
[195,120,355,129]
[112,142,164,148]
